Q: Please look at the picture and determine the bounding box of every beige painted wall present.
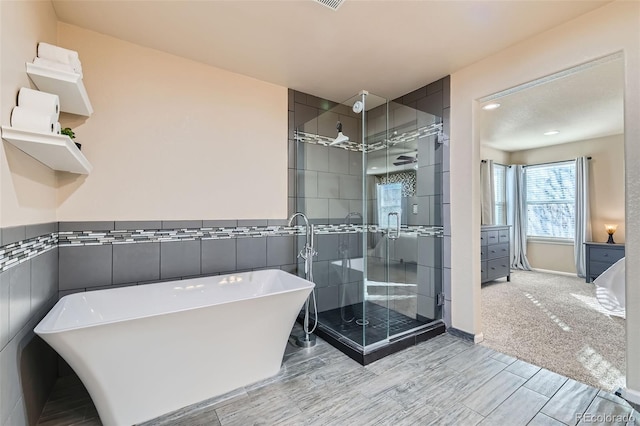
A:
[55,23,287,221]
[0,1,58,227]
[480,145,509,164]
[526,242,576,274]
[509,134,625,273]
[450,0,640,394]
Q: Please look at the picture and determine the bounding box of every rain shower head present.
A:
[330,121,349,146]
[330,132,349,146]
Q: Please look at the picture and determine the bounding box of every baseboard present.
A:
[448,328,484,343]
[531,268,577,278]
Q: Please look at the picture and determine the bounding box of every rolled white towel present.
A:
[11,106,56,134]
[33,57,81,77]
[17,87,60,122]
[37,42,78,63]
[37,42,83,75]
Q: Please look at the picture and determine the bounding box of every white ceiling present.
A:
[479,56,624,152]
[51,0,610,103]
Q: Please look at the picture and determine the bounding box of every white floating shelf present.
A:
[26,62,93,117]
[1,126,92,174]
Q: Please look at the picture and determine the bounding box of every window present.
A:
[493,164,507,225]
[525,162,575,239]
[376,183,402,228]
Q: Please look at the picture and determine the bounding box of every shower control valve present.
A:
[297,249,307,260]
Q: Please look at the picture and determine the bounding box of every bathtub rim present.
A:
[35,269,313,335]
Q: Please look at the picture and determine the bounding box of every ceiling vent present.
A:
[314,0,345,11]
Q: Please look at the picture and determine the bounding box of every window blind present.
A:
[525,161,575,239]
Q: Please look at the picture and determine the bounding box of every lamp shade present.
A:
[605,224,618,244]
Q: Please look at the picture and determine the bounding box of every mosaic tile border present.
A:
[0,233,57,272]
[0,224,443,270]
[57,224,444,246]
[294,122,443,153]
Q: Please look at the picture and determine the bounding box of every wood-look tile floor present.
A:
[37,330,639,426]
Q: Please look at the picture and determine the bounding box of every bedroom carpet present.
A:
[481,269,626,391]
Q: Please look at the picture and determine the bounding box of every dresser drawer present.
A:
[487,257,510,280]
[486,230,500,245]
[486,243,509,260]
[589,247,624,264]
[481,260,488,282]
[589,260,617,278]
[481,226,511,284]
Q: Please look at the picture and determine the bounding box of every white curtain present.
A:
[507,165,531,270]
[480,159,495,225]
[575,156,592,278]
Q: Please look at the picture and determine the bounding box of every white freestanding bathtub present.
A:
[35,269,314,426]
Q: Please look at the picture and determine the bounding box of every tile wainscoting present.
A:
[0,222,59,426]
[57,220,301,295]
[55,221,442,311]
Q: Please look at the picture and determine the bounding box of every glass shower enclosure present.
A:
[294,90,445,363]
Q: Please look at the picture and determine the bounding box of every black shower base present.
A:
[317,301,426,346]
[298,301,446,365]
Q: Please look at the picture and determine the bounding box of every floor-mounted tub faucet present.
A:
[288,212,318,348]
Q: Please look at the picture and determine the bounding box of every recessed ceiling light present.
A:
[371,166,378,170]
[544,130,560,136]
[482,103,501,111]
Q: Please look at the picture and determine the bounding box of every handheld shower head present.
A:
[330,121,349,146]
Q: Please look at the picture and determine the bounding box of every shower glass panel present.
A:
[295,91,443,354]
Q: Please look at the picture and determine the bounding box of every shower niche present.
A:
[293,90,446,364]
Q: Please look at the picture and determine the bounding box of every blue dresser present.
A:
[584,242,625,283]
[481,225,511,283]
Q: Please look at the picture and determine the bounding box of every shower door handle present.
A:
[388,212,400,240]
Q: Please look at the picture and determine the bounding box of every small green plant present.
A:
[61,127,75,139]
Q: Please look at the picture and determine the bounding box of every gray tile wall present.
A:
[289,90,364,223]
[113,242,160,284]
[0,223,59,426]
[160,240,201,279]
[56,221,300,295]
[201,239,236,274]
[297,144,362,221]
[59,245,112,290]
[393,77,451,326]
[296,231,364,313]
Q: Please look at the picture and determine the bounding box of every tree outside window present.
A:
[525,162,575,240]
